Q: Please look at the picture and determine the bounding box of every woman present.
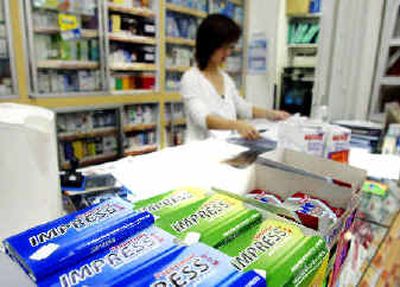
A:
[180,14,289,142]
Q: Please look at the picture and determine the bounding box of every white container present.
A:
[0,103,63,239]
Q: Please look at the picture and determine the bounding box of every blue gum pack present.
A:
[3,198,154,282]
[39,227,265,287]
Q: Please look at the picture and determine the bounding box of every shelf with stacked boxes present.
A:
[26,0,105,96]
[56,108,121,170]
[0,0,17,97]
[106,0,159,93]
[165,3,207,18]
[164,101,187,147]
[164,0,207,92]
[122,103,159,157]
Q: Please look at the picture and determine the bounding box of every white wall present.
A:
[245,0,282,109]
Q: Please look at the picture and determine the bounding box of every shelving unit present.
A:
[1,0,248,168]
[164,1,206,92]
[122,103,160,157]
[279,1,321,116]
[24,0,105,97]
[105,0,159,94]
[370,0,400,117]
[56,107,121,169]
[0,0,17,97]
[164,101,186,147]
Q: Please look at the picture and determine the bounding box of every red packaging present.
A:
[283,192,345,231]
[247,189,283,207]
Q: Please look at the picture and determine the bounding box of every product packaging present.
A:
[39,228,266,287]
[154,193,263,247]
[219,219,329,287]
[4,198,154,282]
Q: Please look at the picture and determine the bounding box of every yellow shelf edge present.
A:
[109,33,157,45]
[166,37,195,46]
[37,60,99,70]
[108,4,155,18]
[165,3,207,18]
[109,63,157,71]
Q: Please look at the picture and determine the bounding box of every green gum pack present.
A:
[219,219,329,287]
[151,193,263,247]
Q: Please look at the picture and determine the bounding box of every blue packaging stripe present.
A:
[39,227,179,287]
[4,198,154,281]
[121,242,267,287]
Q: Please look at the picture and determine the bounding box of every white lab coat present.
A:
[180,67,252,142]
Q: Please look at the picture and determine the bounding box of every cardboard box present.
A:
[258,148,367,193]
[287,0,310,15]
[215,159,360,249]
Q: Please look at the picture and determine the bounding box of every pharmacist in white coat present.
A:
[181,14,289,143]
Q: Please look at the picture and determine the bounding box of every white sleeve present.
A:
[180,72,210,130]
[229,78,253,119]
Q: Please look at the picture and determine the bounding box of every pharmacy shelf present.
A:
[36,60,99,70]
[166,37,195,46]
[229,0,244,5]
[164,92,182,101]
[108,3,155,18]
[34,28,98,38]
[32,5,96,17]
[287,13,322,19]
[288,44,318,49]
[166,66,190,73]
[165,118,186,126]
[381,76,400,86]
[124,144,158,156]
[109,63,157,71]
[123,123,157,133]
[165,3,207,18]
[58,127,118,141]
[61,152,119,169]
[109,33,157,45]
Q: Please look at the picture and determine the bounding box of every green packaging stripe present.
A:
[155,193,263,247]
[133,187,208,217]
[219,219,328,287]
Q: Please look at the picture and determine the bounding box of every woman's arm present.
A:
[252,107,290,121]
[206,114,260,140]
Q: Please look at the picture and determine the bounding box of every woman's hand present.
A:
[234,120,261,140]
[268,110,290,121]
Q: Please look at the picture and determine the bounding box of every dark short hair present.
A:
[195,14,241,70]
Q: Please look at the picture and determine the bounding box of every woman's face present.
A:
[210,43,235,66]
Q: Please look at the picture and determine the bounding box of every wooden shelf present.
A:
[164,92,182,101]
[165,3,207,18]
[61,152,119,169]
[108,3,155,18]
[124,145,158,156]
[230,0,243,5]
[381,76,400,86]
[287,13,321,19]
[166,37,195,46]
[109,62,157,71]
[123,123,157,132]
[166,66,190,73]
[37,60,99,70]
[34,28,99,38]
[109,33,157,45]
[288,44,318,49]
[58,127,117,141]
[166,118,186,126]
